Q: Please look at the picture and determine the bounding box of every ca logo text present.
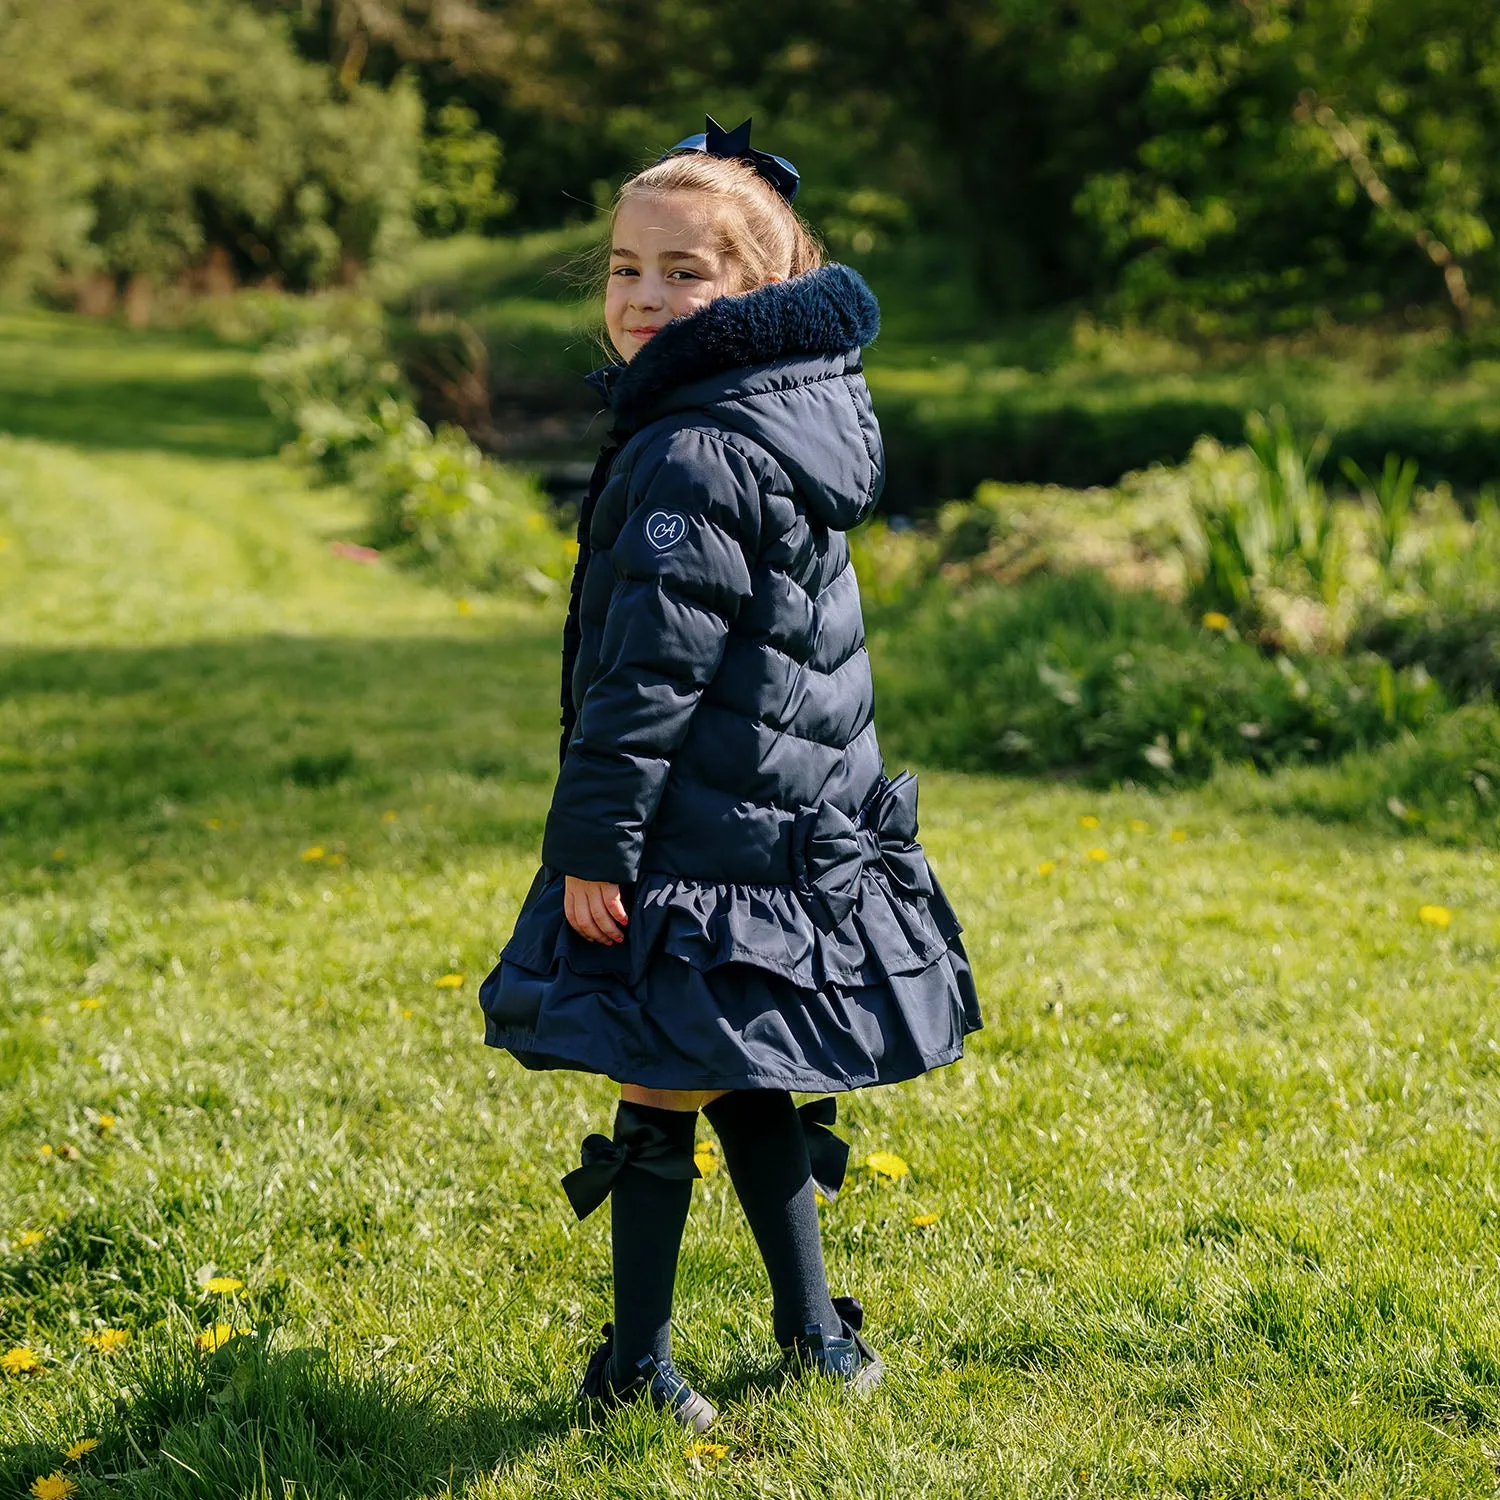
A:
[645,511,687,551]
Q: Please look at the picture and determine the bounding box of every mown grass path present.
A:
[2,313,1499,1498]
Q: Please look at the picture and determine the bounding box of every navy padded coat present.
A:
[479,263,982,1092]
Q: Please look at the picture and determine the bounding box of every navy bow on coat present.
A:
[792,771,933,929]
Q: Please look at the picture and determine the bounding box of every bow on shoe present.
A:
[797,1097,850,1202]
[561,1116,701,1221]
[830,1294,865,1333]
[792,771,935,928]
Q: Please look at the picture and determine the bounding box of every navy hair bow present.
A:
[658,114,801,202]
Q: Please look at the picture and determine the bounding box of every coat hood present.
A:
[587,263,885,530]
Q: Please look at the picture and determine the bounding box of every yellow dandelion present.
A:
[400,1008,413,1020]
[203,1276,243,1295]
[76,998,102,1011]
[62,1438,99,1462]
[1418,904,1452,929]
[1169,829,1189,843]
[1202,611,1230,631]
[2,1345,44,1375]
[910,1212,942,1227]
[18,1229,45,1247]
[96,1114,116,1131]
[38,1144,53,1159]
[300,846,325,862]
[326,852,346,866]
[693,1142,719,1177]
[30,1473,77,1500]
[687,1441,729,1462]
[1078,815,1100,829]
[194,1323,251,1352]
[434,973,465,988]
[204,818,223,830]
[381,810,399,824]
[1130,819,1150,833]
[813,1189,828,1206]
[82,1329,129,1354]
[456,598,473,615]
[1037,859,1056,876]
[866,1151,910,1180]
[1086,847,1109,862]
[51,848,66,861]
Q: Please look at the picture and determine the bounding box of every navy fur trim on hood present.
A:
[591,262,880,430]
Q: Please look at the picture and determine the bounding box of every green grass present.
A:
[4,312,1500,1497]
[0,308,276,459]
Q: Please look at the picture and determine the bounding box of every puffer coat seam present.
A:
[684,698,871,756]
[841,373,881,503]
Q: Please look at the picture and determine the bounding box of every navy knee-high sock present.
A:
[703,1089,841,1346]
[608,1100,698,1382]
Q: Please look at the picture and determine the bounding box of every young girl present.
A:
[478,116,983,1433]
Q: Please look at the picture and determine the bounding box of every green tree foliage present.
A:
[0,0,421,297]
[271,0,1500,329]
[415,102,514,238]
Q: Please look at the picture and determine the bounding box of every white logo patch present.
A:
[645,510,688,551]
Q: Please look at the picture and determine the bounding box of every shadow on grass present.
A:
[0,370,278,461]
[0,1335,577,1499]
[0,311,278,461]
[0,629,564,870]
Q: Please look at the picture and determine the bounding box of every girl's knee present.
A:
[620,1084,729,1112]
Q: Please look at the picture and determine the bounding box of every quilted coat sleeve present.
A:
[541,429,762,884]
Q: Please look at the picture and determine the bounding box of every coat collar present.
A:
[586,262,880,431]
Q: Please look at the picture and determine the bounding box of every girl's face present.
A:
[606,192,772,362]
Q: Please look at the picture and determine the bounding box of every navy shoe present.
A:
[781,1295,884,1393]
[575,1322,718,1433]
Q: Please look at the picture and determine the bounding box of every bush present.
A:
[362,413,571,597]
[1351,609,1500,705]
[1229,703,1500,846]
[257,307,572,597]
[869,570,1443,786]
[0,0,420,298]
[258,312,408,483]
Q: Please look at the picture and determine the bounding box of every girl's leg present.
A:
[620,1085,729,1111]
[604,1085,724,1382]
[702,1089,842,1346]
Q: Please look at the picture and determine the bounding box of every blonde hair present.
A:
[610,152,824,291]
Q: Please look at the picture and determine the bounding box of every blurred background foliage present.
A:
[2,0,1498,805]
[5,0,1500,329]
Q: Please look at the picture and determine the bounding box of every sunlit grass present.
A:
[2,316,1500,1496]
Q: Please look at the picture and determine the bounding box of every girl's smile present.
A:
[606,193,777,362]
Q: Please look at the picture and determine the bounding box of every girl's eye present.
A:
[667,269,700,281]
[610,265,637,277]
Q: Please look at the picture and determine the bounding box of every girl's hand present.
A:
[564,875,629,945]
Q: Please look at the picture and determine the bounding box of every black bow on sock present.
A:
[561,1111,702,1220]
[797,1097,851,1202]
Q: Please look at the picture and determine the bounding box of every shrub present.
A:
[0,0,420,297]
[257,306,572,597]
[1351,609,1500,705]
[257,316,408,483]
[1176,410,1352,650]
[361,413,571,597]
[1230,703,1500,846]
[869,570,1442,786]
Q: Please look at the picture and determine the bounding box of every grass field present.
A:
[3,311,1500,1498]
